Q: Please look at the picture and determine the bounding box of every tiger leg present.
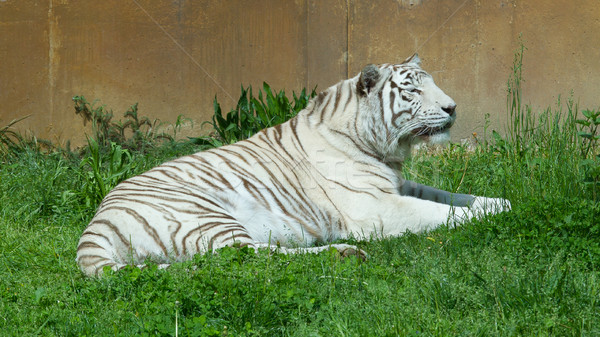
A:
[76,230,171,277]
[77,212,258,276]
[400,179,475,207]
[177,216,257,256]
[399,180,511,212]
[76,222,143,277]
[253,243,368,260]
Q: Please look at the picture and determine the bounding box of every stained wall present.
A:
[1,0,599,145]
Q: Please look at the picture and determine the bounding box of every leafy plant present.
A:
[0,116,53,157]
[577,109,600,157]
[79,136,135,207]
[576,108,600,199]
[73,96,184,153]
[195,83,316,147]
[0,116,28,156]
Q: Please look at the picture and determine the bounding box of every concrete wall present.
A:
[1,0,599,145]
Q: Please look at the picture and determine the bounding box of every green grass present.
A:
[1,53,600,335]
[1,176,598,336]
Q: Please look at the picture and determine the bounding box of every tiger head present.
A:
[356,54,456,162]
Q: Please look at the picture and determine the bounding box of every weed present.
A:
[0,116,54,157]
[576,108,600,199]
[0,116,28,156]
[577,109,600,157]
[73,96,184,153]
[194,83,316,147]
[79,137,135,207]
[505,37,529,154]
[69,96,197,206]
[484,39,586,204]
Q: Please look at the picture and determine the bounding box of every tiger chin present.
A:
[76,54,511,277]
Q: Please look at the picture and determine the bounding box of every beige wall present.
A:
[1,0,599,145]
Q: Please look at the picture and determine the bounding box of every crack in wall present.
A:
[47,0,62,121]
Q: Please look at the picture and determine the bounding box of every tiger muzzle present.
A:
[412,118,454,137]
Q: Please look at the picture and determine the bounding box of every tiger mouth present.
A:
[412,121,453,137]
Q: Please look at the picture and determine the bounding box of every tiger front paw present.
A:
[470,196,511,216]
[449,196,511,225]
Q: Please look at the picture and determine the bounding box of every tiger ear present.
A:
[357,64,380,96]
[403,53,421,66]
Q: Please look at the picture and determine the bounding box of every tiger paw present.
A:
[470,196,511,216]
[329,244,368,261]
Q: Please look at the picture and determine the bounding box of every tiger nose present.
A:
[442,103,456,116]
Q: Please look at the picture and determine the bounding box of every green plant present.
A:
[488,39,587,204]
[79,136,135,207]
[0,116,53,157]
[576,108,600,199]
[73,96,181,153]
[505,39,532,156]
[195,83,316,147]
[0,116,28,156]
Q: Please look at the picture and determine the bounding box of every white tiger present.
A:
[77,54,510,276]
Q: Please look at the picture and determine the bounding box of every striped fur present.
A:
[77,54,510,276]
